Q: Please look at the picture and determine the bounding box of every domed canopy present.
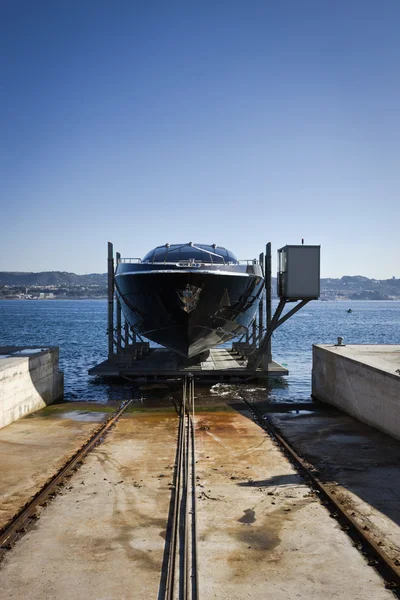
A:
[142,243,238,265]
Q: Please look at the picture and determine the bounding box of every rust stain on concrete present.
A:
[0,403,110,530]
[0,400,396,599]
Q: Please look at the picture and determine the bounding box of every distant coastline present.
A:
[0,271,399,301]
[0,296,107,301]
[2,298,400,302]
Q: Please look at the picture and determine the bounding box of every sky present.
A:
[1,1,399,278]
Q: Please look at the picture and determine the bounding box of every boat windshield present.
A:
[142,243,238,264]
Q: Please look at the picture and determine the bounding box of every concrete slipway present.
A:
[269,406,400,567]
[0,347,63,430]
[0,402,108,531]
[313,344,400,441]
[0,395,398,600]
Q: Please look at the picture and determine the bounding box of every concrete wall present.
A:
[0,347,64,430]
[312,344,400,441]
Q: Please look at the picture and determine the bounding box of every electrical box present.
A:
[277,245,320,300]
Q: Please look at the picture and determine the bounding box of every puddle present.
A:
[238,509,256,524]
[281,410,316,418]
[326,433,371,444]
[57,410,106,423]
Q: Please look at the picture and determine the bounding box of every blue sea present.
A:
[0,300,399,402]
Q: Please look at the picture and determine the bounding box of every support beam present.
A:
[258,252,264,343]
[107,242,115,357]
[259,251,265,278]
[265,242,272,362]
[251,298,311,371]
[250,299,286,371]
[115,252,122,352]
[258,292,264,343]
[275,299,310,330]
[252,319,257,347]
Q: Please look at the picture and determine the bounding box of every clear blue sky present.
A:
[1,1,399,278]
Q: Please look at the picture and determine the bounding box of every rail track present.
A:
[162,375,199,600]
[2,378,398,598]
[238,393,400,596]
[1,379,200,598]
[0,398,134,560]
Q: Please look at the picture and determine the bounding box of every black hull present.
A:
[115,270,263,358]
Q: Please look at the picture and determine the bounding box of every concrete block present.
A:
[0,347,64,430]
[312,344,400,441]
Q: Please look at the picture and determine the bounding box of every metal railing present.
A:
[118,257,259,266]
[118,259,242,267]
[118,258,142,264]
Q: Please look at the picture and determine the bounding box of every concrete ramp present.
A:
[0,346,64,429]
[312,344,400,440]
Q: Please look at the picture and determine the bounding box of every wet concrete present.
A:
[0,402,111,531]
[0,410,178,600]
[194,407,395,599]
[0,394,397,599]
[270,407,400,565]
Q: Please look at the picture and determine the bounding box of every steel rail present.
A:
[0,399,134,558]
[165,376,198,600]
[165,379,186,600]
[181,382,191,600]
[240,395,400,594]
[190,378,200,600]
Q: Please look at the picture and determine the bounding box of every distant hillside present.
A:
[0,272,106,286]
[319,275,400,300]
[0,271,399,300]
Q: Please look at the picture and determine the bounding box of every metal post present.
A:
[258,252,264,343]
[252,319,257,347]
[252,298,286,371]
[124,321,129,348]
[258,291,264,345]
[107,242,114,357]
[115,252,122,352]
[265,242,272,362]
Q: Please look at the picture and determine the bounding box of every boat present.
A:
[114,243,264,358]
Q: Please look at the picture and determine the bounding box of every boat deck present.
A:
[89,348,288,382]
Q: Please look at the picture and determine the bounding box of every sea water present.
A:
[0,300,399,402]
